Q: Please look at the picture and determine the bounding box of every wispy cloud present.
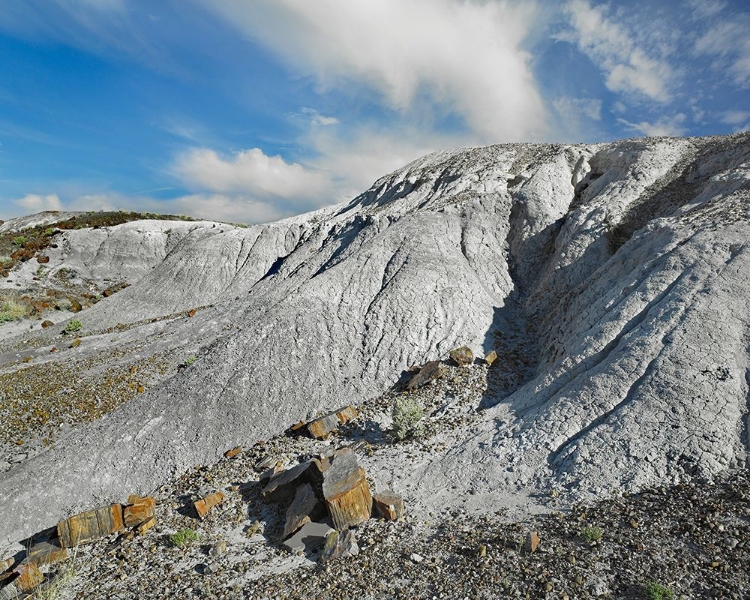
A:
[618,113,687,137]
[200,0,548,142]
[561,0,674,103]
[694,16,750,87]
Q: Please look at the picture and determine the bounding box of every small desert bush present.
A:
[390,396,424,441]
[0,255,11,265]
[44,227,56,236]
[184,355,198,366]
[64,319,82,333]
[580,525,603,542]
[12,235,28,246]
[0,299,28,323]
[35,561,77,600]
[55,298,73,311]
[645,581,674,600]
[170,528,200,547]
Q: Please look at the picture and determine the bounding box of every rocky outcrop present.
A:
[0,133,749,550]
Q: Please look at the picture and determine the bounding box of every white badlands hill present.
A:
[0,133,748,549]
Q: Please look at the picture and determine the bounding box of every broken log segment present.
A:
[372,491,405,521]
[306,405,358,439]
[194,492,224,519]
[261,460,324,503]
[123,496,156,527]
[407,360,446,391]
[13,563,43,593]
[57,504,124,548]
[322,453,372,530]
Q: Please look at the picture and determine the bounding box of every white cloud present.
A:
[721,110,750,125]
[200,0,548,142]
[694,17,750,87]
[561,0,674,102]
[171,147,332,202]
[687,0,727,20]
[299,108,339,127]
[618,113,687,137]
[552,96,602,122]
[14,193,63,212]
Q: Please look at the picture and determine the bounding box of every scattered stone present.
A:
[123,496,156,527]
[0,583,18,600]
[261,460,323,503]
[193,492,224,519]
[58,504,125,548]
[307,405,358,439]
[186,309,197,318]
[70,338,81,348]
[319,529,359,563]
[283,483,323,539]
[69,298,82,313]
[255,455,277,471]
[372,491,405,521]
[484,350,498,366]
[259,464,283,486]
[209,541,227,557]
[40,320,54,329]
[524,531,541,553]
[282,521,334,555]
[449,346,474,367]
[245,521,261,537]
[410,552,424,563]
[35,255,49,264]
[322,452,372,530]
[224,446,242,459]
[407,360,446,391]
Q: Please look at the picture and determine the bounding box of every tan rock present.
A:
[57,504,124,548]
[194,492,224,519]
[307,413,340,439]
[449,346,474,367]
[69,338,81,348]
[123,497,156,527]
[524,531,541,553]
[322,453,372,530]
[136,516,156,536]
[40,320,54,329]
[36,255,50,264]
[14,562,43,592]
[372,491,404,521]
[484,350,498,366]
[0,557,13,574]
[224,446,242,459]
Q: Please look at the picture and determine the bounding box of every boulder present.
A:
[322,453,372,530]
[57,504,124,548]
[406,361,446,391]
[193,492,224,519]
[372,491,404,521]
[449,346,474,367]
[281,521,333,555]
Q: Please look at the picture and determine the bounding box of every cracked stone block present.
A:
[26,539,67,566]
[322,453,372,530]
[194,492,224,519]
[407,361,446,391]
[261,460,323,503]
[57,504,124,548]
[123,496,156,527]
[283,483,324,539]
[373,491,404,521]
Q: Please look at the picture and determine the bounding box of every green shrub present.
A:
[55,298,73,312]
[170,528,200,548]
[64,319,82,333]
[44,227,56,236]
[0,299,28,323]
[0,255,11,264]
[184,355,198,366]
[390,396,424,441]
[580,525,603,541]
[12,236,27,246]
[646,581,674,600]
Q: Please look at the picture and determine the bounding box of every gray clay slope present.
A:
[1,134,749,549]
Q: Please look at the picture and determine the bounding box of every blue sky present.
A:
[0,0,748,224]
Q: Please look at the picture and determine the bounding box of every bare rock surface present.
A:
[1,133,749,551]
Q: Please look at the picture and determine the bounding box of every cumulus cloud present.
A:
[618,114,687,137]
[200,0,548,142]
[171,147,333,201]
[561,0,674,102]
